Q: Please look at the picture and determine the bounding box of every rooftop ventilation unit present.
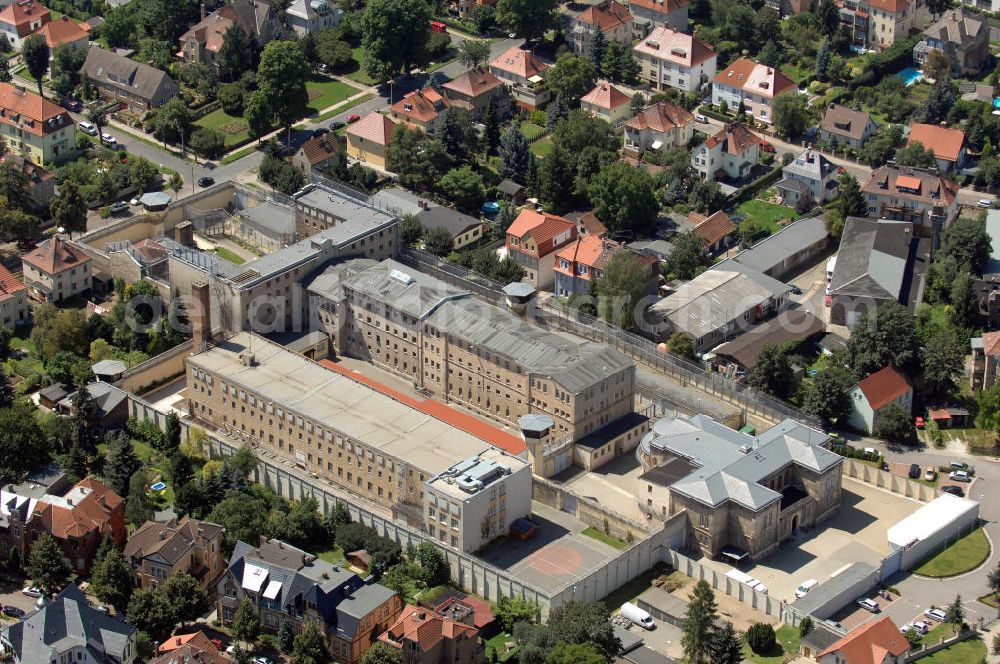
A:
[389,269,415,285]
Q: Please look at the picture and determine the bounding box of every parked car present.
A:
[789,284,802,295]
[101,133,117,147]
[902,621,930,635]
[924,467,936,481]
[253,658,274,664]
[129,197,140,206]
[908,463,921,479]
[760,141,776,153]
[949,461,969,471]
[949,470,970,482]
[695,114,709,124]
[313,127,330,136]
[330,120,346,130]
[109,201,129,213]
[924,608,947,622]
[60,97,83,112]
[79,121,98,136]
[857,598,879,613]
[915,416,925,429]
[2,606,24,617]
[347,113,361,123]
[198,176,215,187]
[316,63,330,73]
[795,579,818,599]
[941,485,965,497]
[620,602,655,629]
[21,587,40,598]
[978,198,992,208]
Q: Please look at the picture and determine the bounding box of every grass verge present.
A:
[914,527,990,578]
[581,526,628,550]
[315,92,375,122]
[221,144,259,165]
[214,247,246,265]
[743,625,801,664]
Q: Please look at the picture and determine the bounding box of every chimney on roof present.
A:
[175,220,194,247]
[192,281,211,352]
[343,584,352,598]
[200,1,205,19]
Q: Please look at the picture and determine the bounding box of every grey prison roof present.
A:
[790,562,877,617]
[718,215,828,277]
[240,200,296,236]
[82,46,177,103]
[830,217,912,300]
[638,414,841,510]
[309,258,634,395]
[984,209,1000,276]
[227,539,396,641]
[416,206,483,238]
[1,585,135,664]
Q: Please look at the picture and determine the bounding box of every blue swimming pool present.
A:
[993,98,1000,109]
[897,67,923,85]
[150,481,166,491]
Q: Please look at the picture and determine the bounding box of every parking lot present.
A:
[701,479,923,603]
[887,461,975,495]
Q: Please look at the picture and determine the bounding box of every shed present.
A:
[346,549,372,574]
[497,179,525,202]
[39,382,71,409]
[927,406,970,429]
[91,358,127,382]
[712,310,824,370]
[140,191,171,211]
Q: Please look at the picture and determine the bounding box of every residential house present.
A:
[1,151,54,209]
[716,215,829,280]
[389,89,449,134]
[771,0,821,14]
[293,132,340,177]
[0,585,137,664]
[567,210,608,238]
[442,67,509,121]
[580,80,632,125]
[569,2,632,56]
[21,235,91,302]
[623,101,694,156]
[637,414,842,559]
[713,310,825,372]
[431,591,497,634]
[489,46,550,110]
[839,0,930,49]
[650,268,789,351]
[712,57,796,125]
[377,604,484,664]
[123,516,226,591]
[285,0,341,36]
[689,209,736,254]
[553,234,658,297]
[971,330,1000,389]
[819,103,877,150]
[800,624,842,661]
[913,8,987,76]
[633,26,717,93]
[505,209,577,289]
[816,616,908,664]
[217,538,403,663]
[829,217,929,326]
[345,112,396,170]
[628,0,689,35]
[152,632,233,664]
[906,123,966,173]
[0,263,28,327]
[32,15,88,51]
[973,209,1000,327]
[416,206,485,250]
[691,122,761,182]
[777,149,839,208]
[0,82,73,165]
[178,0,278,69]
[0,0,48,49]
[861,164,960,242]
[27,477,125,574]
[82,47,180,111]
[451,0,496,19]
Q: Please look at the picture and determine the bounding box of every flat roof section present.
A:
[886,493,979,549]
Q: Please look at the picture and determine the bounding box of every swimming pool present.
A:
[150,481,166,492]
[897,67,923,86]
[993,98,1000,109]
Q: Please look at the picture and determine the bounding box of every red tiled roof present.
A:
[633,26,715,68]
[862,165,959,206]
[981,330,1000,356]
[507,209,577,255]
[690,210,735,246]
[434,595,496,629]
[866,0,910,14]
[0,263,26,303]
[857,366,912,411]
[575,2,632,31]
[554,235,617,279]
[704,123,761,154]
[22,235,90,275]
[346,112,396,146]
[390,88,447,124]
[629,0,689,13]
[33,477,122,540]
[0,82,71,137]
[158,632,214,653]
[907,123,965,163]
[379,604,478,654]
[626,101,693,132]
[33,15,87,49]
[714,57,796,98]
[580,80,630,110]
[0,1,50,36]
[818,617,909,664]
[151,632,232,664]
[318,359,526,455]
[443,67,503,98]
[490,47,549,79]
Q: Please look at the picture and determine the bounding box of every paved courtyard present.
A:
[701,478,923,603]
[554,453,647,522]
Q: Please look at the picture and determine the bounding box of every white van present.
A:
[620,602,655,629]
[78,121,97,136]
[795,579,818,599]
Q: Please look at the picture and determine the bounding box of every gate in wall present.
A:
[880,547,903,580]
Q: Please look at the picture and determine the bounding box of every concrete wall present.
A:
[665,548,789,622]
[842,460,938,502]
[118,340,192,394]
[904,628,979,663]
[899,508,980,571]
[531,476,650,542]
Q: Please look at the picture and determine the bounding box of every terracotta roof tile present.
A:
[575,2,632,31]
[981,330,1000,355]
[817,617,909,664]
[690,210,735,246]
[907,123,965,163]
[866,0,910,14]
[0,1,50,36]
[379,604,478,654]
[580,80,630,110]
[630,0,689,13]
[862,165,959,206]
[34,16,88,48]
[0,82,71,137]
[298,133,340,166]
[443,67,503,98]
[704,123,761,154]
[22,235,90,275]
[857,366,912,411]
[391,88,447,124]
[151,632,233,664]
[633,26,715,68]
[490,47,549,79]
[346,112,396,146]
[626,101,693,131]
[34,477,122,540]
[0,263,26,303]
[714,57,796,98]
[507,209,577,252]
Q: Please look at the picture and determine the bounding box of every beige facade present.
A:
[123,517,225,592]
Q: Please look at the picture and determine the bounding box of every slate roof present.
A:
[416,206,482,238]
[830,218,912,301]
[639,414,840,510]
[820,104,874,142]
[82,46,177,104]
[124,516,224,565]
[784,149,838,182]
[713,310,825,369]
[0,585,135,664]
[856,366,911,411]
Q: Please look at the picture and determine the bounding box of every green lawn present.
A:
[315,92,374,122]
[736,200,798,232]
[194,108,251,148]
[214,247,246,265]
[744,625,801,664]
[581,526,628,550]
[781,63,812,84]
[306,77,358,114]
[977,592,998,607]
[530,137,554,158]
[914,527,991,577]
[520,121,546,142]
[345,45,379,86]
[601,563,681,610]
[317,546,346,566]
[485,632,517,662]
[220,144,259,165]
[914,635,986,664]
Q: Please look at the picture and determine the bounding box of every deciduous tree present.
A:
[495,0,557,39]
[233,597,261,645]
[803,366,853,426]
[361,0,431,82]
[596,251,651,329]
[546,54,598,106]
[458,39,490,69]
[22,34,49,97]
[257,41,311,144]
[127,587,176,642]
[748,343,794,398]
[587,162,659,236]
[161,573,209,625]
[845,302,919,375]
[91,543,133,613]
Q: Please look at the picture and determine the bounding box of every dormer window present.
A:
[403,103,412,112]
